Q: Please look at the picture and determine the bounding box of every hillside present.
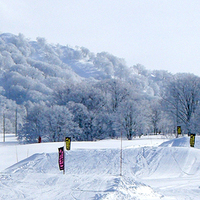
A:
[0,33,172,142]
[0,32,169,105]
[1,33,200,143]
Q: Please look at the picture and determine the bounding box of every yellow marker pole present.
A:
[65,137,71,150]
[190,134,196,147]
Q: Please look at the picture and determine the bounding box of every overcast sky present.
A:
[1,0,200,76]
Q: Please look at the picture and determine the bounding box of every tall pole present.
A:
[176,95,179,138]
[3,113,5,142]
[120,130,122,176]
[15,108,17,137]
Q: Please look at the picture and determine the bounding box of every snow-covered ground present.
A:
[0,134,200,199]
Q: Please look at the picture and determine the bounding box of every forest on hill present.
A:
[0,33,200,143]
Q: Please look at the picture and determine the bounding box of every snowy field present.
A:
[0,134,200,199]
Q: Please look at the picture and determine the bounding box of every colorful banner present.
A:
[190,134,196,147]
[58,147,64,171]
[65,137,71,150]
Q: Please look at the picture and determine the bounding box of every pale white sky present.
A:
[1,0,200,76]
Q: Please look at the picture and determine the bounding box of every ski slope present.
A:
[0,134,200,199]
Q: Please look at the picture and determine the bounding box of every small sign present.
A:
[190,134,196,147]
[65,137,71,150]
[177,126,181,135]
[58,147,65,171]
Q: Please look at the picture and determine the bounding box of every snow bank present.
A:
[159,136,200,149]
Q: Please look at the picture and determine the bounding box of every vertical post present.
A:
[3,113,5,142]
[15,108,17,137]
[120,131,122,176]
[176,92,179,138]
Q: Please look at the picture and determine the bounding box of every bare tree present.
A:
[163,73,200,134]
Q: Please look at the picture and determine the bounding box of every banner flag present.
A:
[190,134,196,147]
[177,126,181,135]
[58,147,65,171]
[65,137,71,150]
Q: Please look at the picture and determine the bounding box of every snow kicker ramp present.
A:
[1,145,200,200]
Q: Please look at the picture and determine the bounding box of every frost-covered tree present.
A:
[66,101,110,141]
[116,99,150,139]
[18,103,81,143]
[163,73,200,134]
[18,102,45,143]
[103,79,130,112]
[149,99,162,134]
[44,105,81,142]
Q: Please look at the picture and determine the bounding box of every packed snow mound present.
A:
[5,153,59,174]
[159,136,200,148]
[2,146,200,199]
[2,149,164,200]
[6,148,200,178]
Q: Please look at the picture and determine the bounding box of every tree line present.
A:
[18,74,200,143]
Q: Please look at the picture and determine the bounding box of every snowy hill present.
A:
[1,134,200,199]
[0,32,178,143]
[0,32,169,105]
[0,33,130,82]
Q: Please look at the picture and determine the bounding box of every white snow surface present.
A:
[1,134,200,200]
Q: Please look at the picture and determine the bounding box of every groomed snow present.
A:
[1,134,200,199]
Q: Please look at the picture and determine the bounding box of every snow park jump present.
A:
[1,134,200,199]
